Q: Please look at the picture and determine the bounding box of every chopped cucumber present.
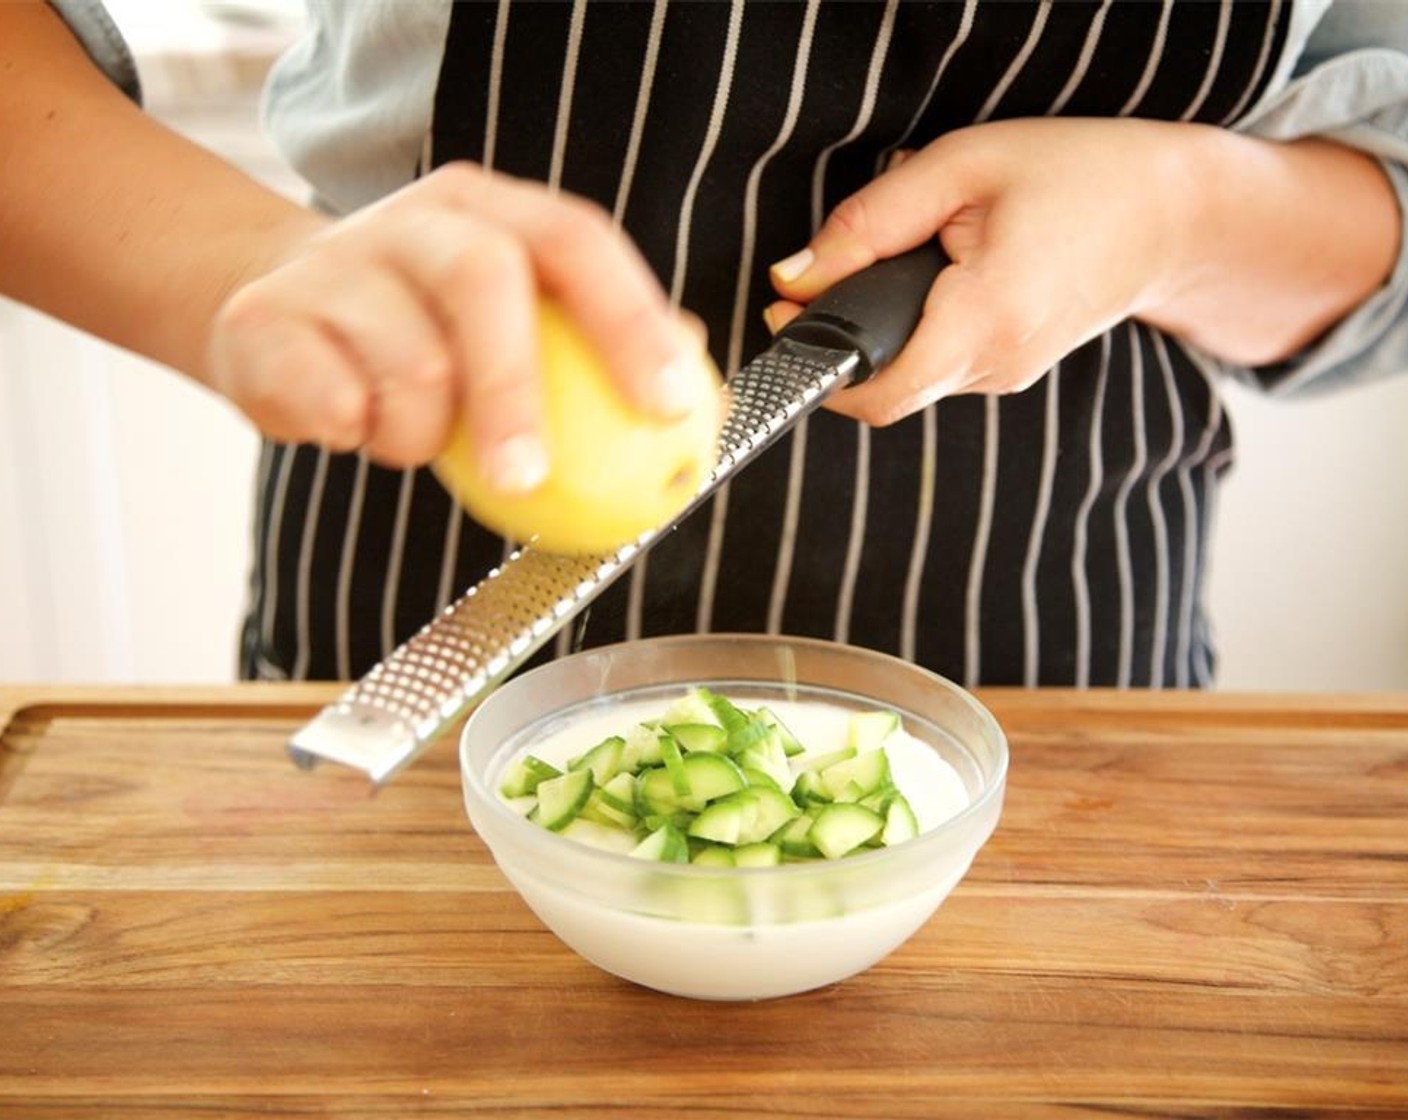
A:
[882,793,919,846]
[809,803,885,859]
[687,796,749,846]
[698,688,748,734]
[793,744,857,774]
[559,816,638,854]
[569,736,625,784]
[638,766,704,815]
[740,787,802,844]
[681,752,747,803]
[739,732,792,792]
[598,772,637,815]
[499,690,929,865]
[498,754,562,798]
[756,707,805,756]
[629,823,690,863]
[818,749,892,801]
[733,842,782,868]
[741,766,782,792]
[773,812,820,859]
[792,769,831,806]
[658,730,691,797]
[535,769,594,832]
[690,845,736,868]
[846,709,899,753]
[724,716,771,758]
[581,789,636,830]
[621,723,664,770]
[641,810,694,833]
[661,689,724,730]
[668,723,729,754]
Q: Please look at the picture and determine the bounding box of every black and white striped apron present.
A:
[240,0,1293,688]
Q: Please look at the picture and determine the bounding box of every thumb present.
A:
[769,142,975,301]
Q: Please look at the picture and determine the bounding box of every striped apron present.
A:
[241,0,1292,688]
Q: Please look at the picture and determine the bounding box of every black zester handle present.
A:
[778,241,949,380]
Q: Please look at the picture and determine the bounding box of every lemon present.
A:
[434,303,724,555]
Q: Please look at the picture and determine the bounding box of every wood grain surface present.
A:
[1,686,1405,1118]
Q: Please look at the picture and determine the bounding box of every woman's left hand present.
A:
[766,117,1398,426]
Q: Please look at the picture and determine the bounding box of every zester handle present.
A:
[288,244,947,782]
[779,241,950,379]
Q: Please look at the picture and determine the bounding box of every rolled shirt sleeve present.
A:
[1229,0,1408,394]
[45,0,141,104]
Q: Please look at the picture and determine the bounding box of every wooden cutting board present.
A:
[1,686,1406,1118]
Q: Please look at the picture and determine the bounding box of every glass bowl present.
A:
[460,634,1007,1000]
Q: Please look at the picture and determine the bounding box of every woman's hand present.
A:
[766,118,1399,426]
[207,164,704,489]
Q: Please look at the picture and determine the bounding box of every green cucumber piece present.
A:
[846,709,900,752]
[661,689,724,730]
[698,688,749,734]
[620,723,664,770]
[569,736,625,784]
[809,802,885,859]
[535,769,595,831]
[756,707,805,756]
[793,744,857,774]
[638,765,704,815]
[641,810,694,833]
[733,842,782,868]
[498,754,562,798]
[668,723,729,754]
[724,716,771,758]
[882,793,919,846]
[819,748,892,801]
[772,812,820,859]
[629,822,689,863]
[558,816,639,854]
[599,772,638,815]
[682,752,747,803]
[687,796,751,846]
[582,789,636,830]
[692,787,802,848]
[859,789,895,813]
[791,769,832,806]
[690,845,736,868]
[831,780,867,804]
[658,730,691,797]
[742,766,782,791]
[739,734,792,793]
[740,787,802,844]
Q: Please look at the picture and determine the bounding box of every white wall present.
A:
[0,2,297,685]
[1208,377,1408,691]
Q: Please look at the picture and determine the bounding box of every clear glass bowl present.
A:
[460,634,1007,1000]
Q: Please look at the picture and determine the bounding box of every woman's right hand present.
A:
[206,163,704,492]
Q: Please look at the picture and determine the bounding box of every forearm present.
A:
[0,2,325,380]
[1145,127,1401,368]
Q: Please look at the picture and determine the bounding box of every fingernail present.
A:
[761,306,780,335]
[770,247,815,284]
[487,433,548,493]
[649,352,706,416]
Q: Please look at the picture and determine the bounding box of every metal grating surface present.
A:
[288,339,859,782]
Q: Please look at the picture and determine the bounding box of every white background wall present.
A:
[2,2,1406,690]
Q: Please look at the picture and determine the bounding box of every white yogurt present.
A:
[486,694,982,1000]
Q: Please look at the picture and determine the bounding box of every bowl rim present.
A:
[460,633,1009,879]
